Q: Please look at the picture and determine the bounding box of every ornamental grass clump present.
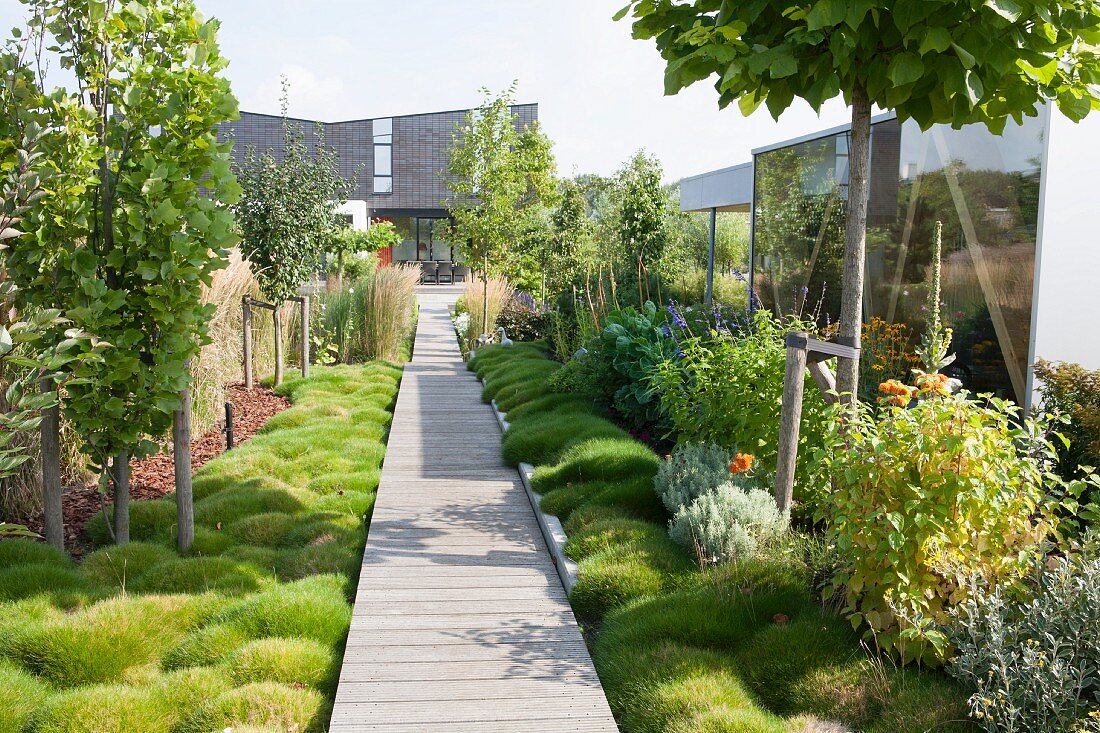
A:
[820,390,1070,666]
[353,264,420,362]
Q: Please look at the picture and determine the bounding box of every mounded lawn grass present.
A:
[0,361,400,731]
[471,344,976,733]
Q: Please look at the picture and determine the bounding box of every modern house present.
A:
[680,104,1100,409]
[217,103,539,265]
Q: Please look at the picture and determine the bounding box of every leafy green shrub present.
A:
[669,482,789,565]
[821,393,1063,665]
[530,436,659,490]
[176,681,324,733]
[599,301,678,431]
[85,499,177,547]
[496,298,550,341]
[80,542,175,588]
[949,553,1100,732]
[651,310,829,516]
[654,441,733,513]
[546,344,620,408]
[0,660,48,733]
[1035,359,1100,480]
[223,637,335,691]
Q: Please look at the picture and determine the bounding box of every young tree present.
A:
[235,78,351,303]
[615,151,670,304]
[546,179,593,301]
[3,0,240,545]
[447,83,557,341]
[619,0,1100,401]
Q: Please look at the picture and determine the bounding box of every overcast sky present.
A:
[0,0,856,182]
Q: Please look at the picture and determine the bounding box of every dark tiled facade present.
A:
[217,104,539,216]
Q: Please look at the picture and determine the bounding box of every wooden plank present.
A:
[330,292,616,733]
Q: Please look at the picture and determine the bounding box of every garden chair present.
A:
[453,265,469,282]
[421,261,438,284]
[437,262,454,284]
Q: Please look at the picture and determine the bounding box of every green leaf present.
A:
[918,28,953,55]
[769,53,798,79]
[738,91,765,116]
[806,0,847,31]
[985,0,1022,22]
[952,42,976,69]
[887,52,925,86]
[964,70,984,105]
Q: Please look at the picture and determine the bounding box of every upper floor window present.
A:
[373,118,392,194]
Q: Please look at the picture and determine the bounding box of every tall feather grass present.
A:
[354,264,420,362]
[462,276,512,351]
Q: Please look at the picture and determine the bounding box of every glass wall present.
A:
[752,111,1046,404]
[386,216,455,262]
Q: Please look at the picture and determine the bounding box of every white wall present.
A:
[336,200,369,230]
[1030,107,1100,400]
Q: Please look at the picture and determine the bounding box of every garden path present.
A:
[329,286,619,732]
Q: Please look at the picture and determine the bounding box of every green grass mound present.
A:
[0,562,94,606]
[531,437,661,490]
[223,637,335,691]
[28,683,174,733]
[129,556,273,595]
[562,503,638,536]
[502,413,630,467]
[278,543,359,582]
[222,545,283,571]
[216,574,351,647]
[565,517,668,561]
[505,392,595,422]
[307,469,381,495]
[161,622,251,670]
[259,402,350,433]
[7,595,212,687]
[176,681,324,733]
[86,499,177,547]
[311,489,376,516]
[227,512,299,547]
[282,512,362,547]
[571,554,667,620]
[80,542,175,589]
[540,475,666,524]
[482,362,558,403]
[0,659,49,733]
[193,483,307,526]
[0,538,72,568]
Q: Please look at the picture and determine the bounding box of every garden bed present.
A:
[469,343,975,733]
[19,384,291,555]
[0,362,402,733]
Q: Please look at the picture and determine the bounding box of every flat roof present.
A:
[679,161,753,213]
[751,111,897,156]
[235,102,538,127]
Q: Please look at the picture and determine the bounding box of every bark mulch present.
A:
[21,383,290,555]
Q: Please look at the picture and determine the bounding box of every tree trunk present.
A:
[834,85,873,405]
[112,450,130,545]
[174,378,194,554]
[40,381,64,552]
[481,256,489,342]
[273,306,284,387]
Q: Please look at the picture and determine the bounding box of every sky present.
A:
[0,0,856,182]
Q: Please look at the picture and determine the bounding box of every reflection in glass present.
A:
[373,117,392,141]
[752,111,1046,404]
[373,176,392,194]
[375,144,392,176]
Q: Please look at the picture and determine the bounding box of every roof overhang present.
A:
[678,161,753,213]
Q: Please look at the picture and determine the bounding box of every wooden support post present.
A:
[225,401,234,451]
[242,295,253,389]
[807,360,839,403]
[300,295,310,379]
[40,380,64,551]
[776,332,808,513]
[273,305,284,387]
[174,368,194,554]
[705,206,716,307]
[113,450,130,545]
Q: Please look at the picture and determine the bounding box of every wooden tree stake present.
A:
[242,295,253,389]
[40,381,64,551]
[273,306,284,386]
[300,295,310,379]
[776,333,808,513]
[174,370,194,554]
[113,450,130,545]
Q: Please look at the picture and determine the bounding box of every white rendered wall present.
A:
[1030,108,1100,401]
[336,200,369,230]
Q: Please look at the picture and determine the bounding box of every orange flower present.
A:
[729,453,754,475]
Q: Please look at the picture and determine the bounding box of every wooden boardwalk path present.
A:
[329,287,618,733]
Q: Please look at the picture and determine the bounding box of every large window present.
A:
[752,112,1046,404]
[373,118,392,194]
